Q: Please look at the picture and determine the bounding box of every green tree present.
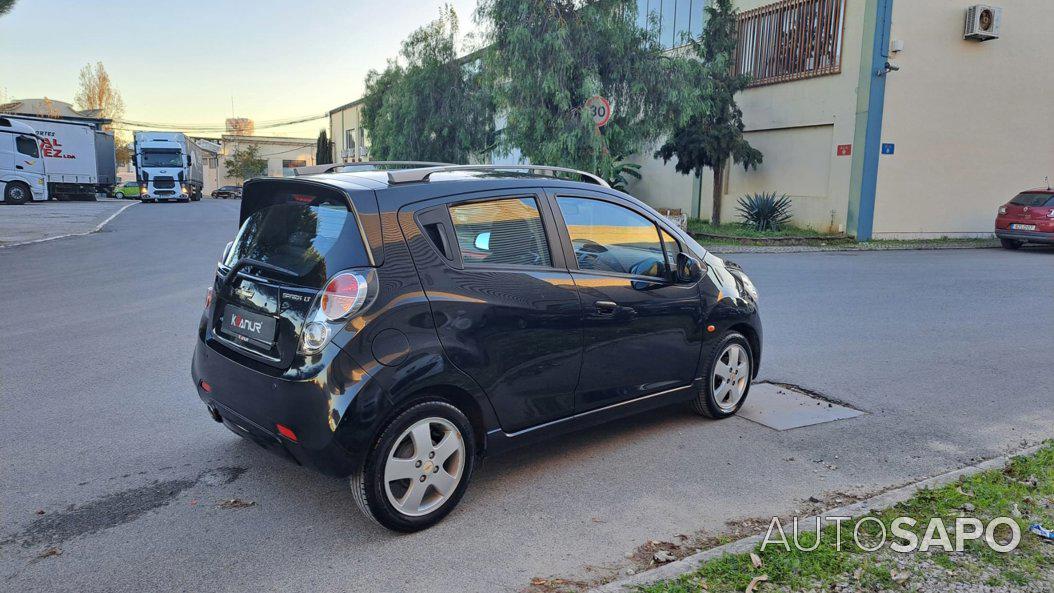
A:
[0,0,17,18]
[225,145,267,181]
[361,6,494,163]
[315,129,333,165]
[654,0,762,225]
[477,0,686,181]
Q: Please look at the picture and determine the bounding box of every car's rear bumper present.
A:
[191,337,380,477]
[995,229,1054,244]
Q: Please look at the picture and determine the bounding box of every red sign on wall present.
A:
[836,144,852,156]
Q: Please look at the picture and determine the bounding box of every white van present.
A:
[0,117,47,204]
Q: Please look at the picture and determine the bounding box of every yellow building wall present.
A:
[630,0,868,232]
[873,0,1054,238]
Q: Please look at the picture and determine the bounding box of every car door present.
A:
[399,190,584,433]
[548,191,706,413]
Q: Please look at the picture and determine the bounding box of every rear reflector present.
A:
[199,380,212,393]
[276,423,298,442]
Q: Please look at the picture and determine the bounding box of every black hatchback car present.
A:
[192,163,762,531]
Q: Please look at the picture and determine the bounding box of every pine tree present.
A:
[315,129,333,165]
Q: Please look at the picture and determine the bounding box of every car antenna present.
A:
[1046,176,1051,190]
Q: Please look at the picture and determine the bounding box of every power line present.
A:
[112,113,326,133]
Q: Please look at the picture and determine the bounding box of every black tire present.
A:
[1000,238,1023,250]
[351,400,476,532]
[691,331,754,419]
[3,182,31,205]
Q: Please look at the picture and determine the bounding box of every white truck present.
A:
[4,115,114,201]
[133,131,204,202]
[0,116,48,204]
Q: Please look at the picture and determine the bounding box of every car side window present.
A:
[557,197,667,278]
[449,197,553,268]
[15,135,39,158]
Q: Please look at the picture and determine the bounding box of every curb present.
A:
[708,242,1000,255]
[588,442,1049,593]
[0,201,139,249]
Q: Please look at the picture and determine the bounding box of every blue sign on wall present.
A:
[881,143,895,155]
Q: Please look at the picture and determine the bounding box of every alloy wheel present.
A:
[712,343,750,412]
[383,417,465,517]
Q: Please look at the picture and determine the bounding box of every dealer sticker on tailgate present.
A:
[221,305,277,346]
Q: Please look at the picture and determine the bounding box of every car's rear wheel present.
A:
[351,401,475,532]
[999,238,1023,250]
[691,331,753,419]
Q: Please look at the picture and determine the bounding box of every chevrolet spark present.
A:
[191,164,762,532]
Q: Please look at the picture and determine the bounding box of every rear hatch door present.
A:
[211,179,376,370]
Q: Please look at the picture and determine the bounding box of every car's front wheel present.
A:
[351,401,475,532]
[691,331,753,419]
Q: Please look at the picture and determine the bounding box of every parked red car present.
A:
[995,189,1054,249]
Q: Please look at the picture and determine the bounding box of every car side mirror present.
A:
[675,252,704,284]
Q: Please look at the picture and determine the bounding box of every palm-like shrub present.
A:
[736,192,793,231]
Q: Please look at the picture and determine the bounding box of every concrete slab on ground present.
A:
[0,200,135,246]
[738,382,864,431]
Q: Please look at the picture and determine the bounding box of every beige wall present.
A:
[873,0,1054,238]
[330,102,368,163]
[630,0,867,232]
[219,136,315,186]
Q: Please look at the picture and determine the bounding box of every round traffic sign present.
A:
[585,95,612,127]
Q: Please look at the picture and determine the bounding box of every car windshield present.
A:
[222,186,239,191]
[1009,193,1054,207]
[141,150,182,168]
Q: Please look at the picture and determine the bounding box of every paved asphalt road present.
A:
[2,200,1052,593]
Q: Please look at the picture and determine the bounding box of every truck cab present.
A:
[133,131,203,202]
[0,117,47,204]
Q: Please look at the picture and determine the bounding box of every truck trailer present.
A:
[4,115,112,201]
[133,131,204,202]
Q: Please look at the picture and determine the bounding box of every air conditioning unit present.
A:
[964,4,1002,41]
[339,149,352,159]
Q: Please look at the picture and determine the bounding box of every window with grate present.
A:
[735,0,846,87]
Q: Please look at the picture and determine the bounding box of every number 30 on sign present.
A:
[585,96,612,127]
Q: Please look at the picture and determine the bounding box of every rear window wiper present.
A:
[222,258,299,288]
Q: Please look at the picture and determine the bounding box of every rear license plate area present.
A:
[220,304,277,348]
[1010,224,1037,231]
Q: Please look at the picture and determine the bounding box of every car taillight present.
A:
[998,206,1007,215]
[319,272,369,321]
[204,287,214,309]
[300,271,373,355]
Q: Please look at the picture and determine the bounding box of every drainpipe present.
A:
[847,0,894,241]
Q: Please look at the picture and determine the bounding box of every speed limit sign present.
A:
[585,95,612,127]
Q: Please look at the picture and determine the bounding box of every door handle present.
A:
[15,165,23,170]
[595,300,618,314]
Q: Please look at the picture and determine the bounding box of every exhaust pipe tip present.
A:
[207,405,222,423]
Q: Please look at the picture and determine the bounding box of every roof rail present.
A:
[386,164,610,188]
[294,161,451,176]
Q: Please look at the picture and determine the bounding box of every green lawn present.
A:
[640,442,1054,593]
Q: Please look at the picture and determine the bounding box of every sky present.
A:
[0,0,480,139]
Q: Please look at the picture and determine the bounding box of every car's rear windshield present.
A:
[224,201,369,287]
[1009,193,1054,207]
